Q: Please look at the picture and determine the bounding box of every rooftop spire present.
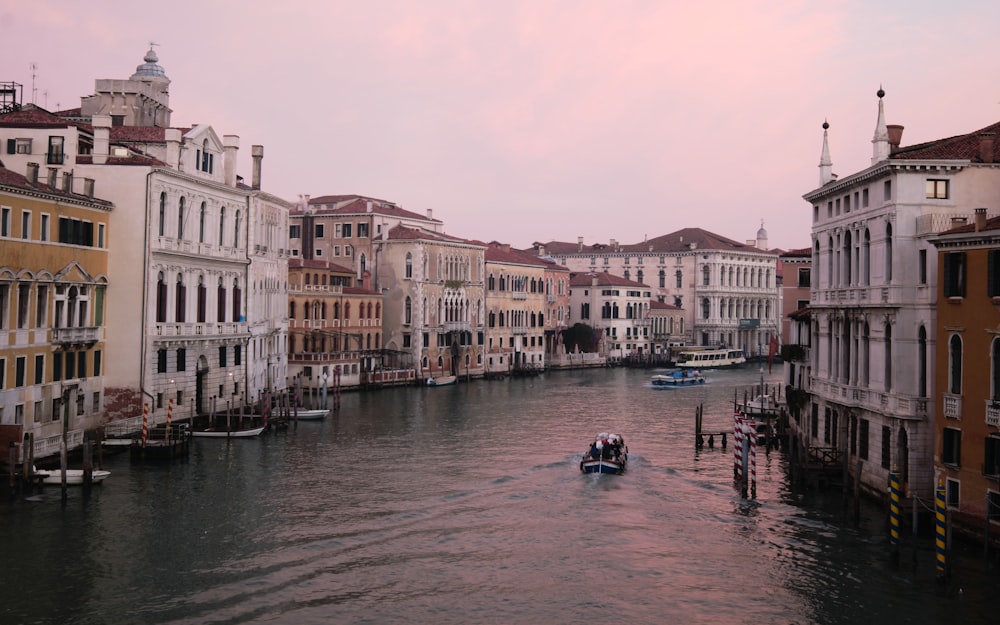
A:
[819,119,834,185]
[871,86,890,165]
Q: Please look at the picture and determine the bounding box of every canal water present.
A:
[2,367,997,624]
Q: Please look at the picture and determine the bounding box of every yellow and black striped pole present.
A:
[935,481,947,579]
[888,467,901,549]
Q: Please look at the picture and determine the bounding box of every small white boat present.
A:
[191,425,266,438]
[675,348,746,369]
[427,375,457,387]
[292,409,330,421]
[34,468,111,485]
[651,370,706,386]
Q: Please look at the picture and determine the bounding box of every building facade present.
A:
[568,271,653,362]
[930,210,1000,534]
[802,90,1000,500]
[0,164,112,457]
[483,242,548,374]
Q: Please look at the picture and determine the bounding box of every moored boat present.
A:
[34,468,111,485]
[651,369,706,386]
[191,425,266,438]
[580,433,627,474]
[426,375,457,387]
[291,409,330,421]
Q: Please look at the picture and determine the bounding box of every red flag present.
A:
[767,336,779,373]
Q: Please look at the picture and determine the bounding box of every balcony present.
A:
[51,326,100,345]
[986,400,1000,427]
[943,393,962,419]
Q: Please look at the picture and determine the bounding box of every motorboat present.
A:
[580,433,627,474]
[426,375,457,387]
[191,425,266,438]
[651,370,706,386]
[34,468,111,485]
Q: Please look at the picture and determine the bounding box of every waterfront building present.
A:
[567,271,653,363]
[0,50,291,444]
[483,242,549,374]
[800,89,1000,501]
[647,299,686,360]
[377,225,486,381]
[778,246,812,349]
[290,194,443,290]
[245,152,292,405]
[539,257,571,365]
[530,225,779,355]
[930,210,1000,534]
[287,258,386,394]
[0,164,112,457]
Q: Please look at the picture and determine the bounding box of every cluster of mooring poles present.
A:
[693,404,728,450]
[733,412,757,499]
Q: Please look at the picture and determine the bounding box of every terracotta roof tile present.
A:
[0,165,113,207]
[891,120,1000,162]
[568,271,650,288]
[534,227,772,256]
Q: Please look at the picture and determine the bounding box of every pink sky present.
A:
[3,1,999,251]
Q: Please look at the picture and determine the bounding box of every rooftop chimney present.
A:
[84,178,95,199]
[887,124,904,151]
[26,162,39,187]
[975,207,988,232]
[251,144,263,190]
[426,208,433,220]
[62,171,74,193]
[165,129,182,169]
[223,135,239,187]
[577,236,584,252]
[47,167,58,188]
[93,115,111,165]
[979,133,995,164]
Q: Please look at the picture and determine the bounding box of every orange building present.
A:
[931,208,1000,535]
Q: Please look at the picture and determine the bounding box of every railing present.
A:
[51,326,100,344]
[104,415,146,437]
[512,291,527,300]
[986,400,1000,427]
[155,322,245,337]
[33,429,85,458]
[943,393,962,419]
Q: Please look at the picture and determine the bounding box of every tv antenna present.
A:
[30,62,37,104]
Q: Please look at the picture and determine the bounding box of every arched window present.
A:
[813,240,820,289]
[885,222,893,283]
[701,297,710,319]
[232,278,241,322]
[918,326,927,397]
[659,270,665,288]
[158,192,167,237]
[156,271,167,322]
[344,302,351,321]
[217,277,226,322]
[702,265,710,286]
[199,201,207,243]
[234,210,241,248]
[863,229,871,285]
[405,252,413,278]
[404,296,412,324]
[289,300,296,320]
[675,270,682,288]
[175,273,186,322]
[637,269,643,284]
[196,275,206,322]
[219,207,226,246]
[884,323,893,391]
[949,334,962,395]
[360,253,367,274]
[177,197,186,240]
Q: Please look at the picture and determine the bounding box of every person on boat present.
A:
[589,441,600,459]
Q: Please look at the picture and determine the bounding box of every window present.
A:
[701,298,710,319]
[342,223,352,238]
[157,349,167,373]
[402,333,411,348]
[943,252,966,297]
[404,296,412,324]
[34,354,44,384]
[156,273,167,323]
[949,334,962,395]
[175,274,187,322]
[858,419,869,460]
[15,356,25,387]
[289,224,301,239]
[199,202,207,243]
[0,206,9,237]
[177,197,185,239]
[232,279,241,322]
[98,223,105,248]
[158,192,167,236]
[47,136,64,165]
[217,279,226,322]
[20,211,30,239]
[918,249,927,285]
[702,265,710,286]
[926,179,949,199]
[988,250,1000,297]
[40,214,49,242]
[985,437,1000,478]
[58,217,94,246]
[797,268,811,288]
[219,346,227,368]
[942,427,961,466]
[12,138,32,154]
[315,224,325,239]
[405,253,413,278]
[93,350,101,376]
[234,211,241,247]
[219,207,226,245]
[235,345,242,366]
[883,179,892,202]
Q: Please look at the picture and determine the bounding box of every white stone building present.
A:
[802,89,1000,500]
[568,271,653,362]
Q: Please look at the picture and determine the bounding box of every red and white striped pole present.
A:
[733,412,743,482]
[166,397,173,440]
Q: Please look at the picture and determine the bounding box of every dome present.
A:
[130,48,168,82]
[757,224,768,238]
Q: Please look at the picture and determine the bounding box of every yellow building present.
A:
[287,258,388,393]
[484,242,549,374]
[0,164,111,460]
